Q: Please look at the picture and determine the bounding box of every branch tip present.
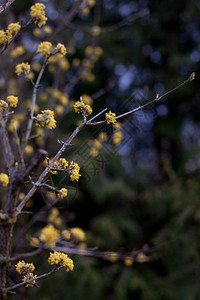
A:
[190,72,195,81]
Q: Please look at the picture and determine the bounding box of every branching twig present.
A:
[4,266,63,292]
[15,73,195,215]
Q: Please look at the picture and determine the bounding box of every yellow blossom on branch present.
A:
[15,260,35,275]
[0,100,8,114]
[50,158,68,174]
[43,25,52,35]
[35,110,56,129]
[7,95,18,107]
[0,173,9,186]
[30,3,47,28]
[39,224,60,247]
[105,111,116,124]
[69,161,81,182]
[11,46,25,58]
[48,251,74,271]
[73,101,92,116]
[55,43,67,56]
[58,188,68,199]
[6,23,21,42]
[70,227,86,242]
[0,30,5,44]
[37,41,52,56]
[22,273,37,287]
[124,256,134,267]
[15,62,30,76]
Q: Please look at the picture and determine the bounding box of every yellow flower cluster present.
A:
[15,260,35,275]
[48,207,62,226]
[89,132,107,157]
[48,251,74,272]
[69,161,81,182]
[6,23,21,42]
[39,224,60,247]
[80,0,96,16]
[58,188,68,199]
[30,3,47,27]
[107,252,118,263]
[113,122,123,145]
[81,94,93,106]
[0,22,21,44]
[0,100,8,114]
[35,110,57,129]
[55,43,67,56]
[0,30,5,44]
[70,227,86,242]
[37,41,66,57]
[50,158,68,174]
[7,95,18,107]
[73,101,92,116]
[0,173,9,186]
[62,229,71,240]
[124,256,134,267]
[105,111,116,124]
[16,62,30,76]
[37,41,52,56]
[136,253,148,263]
[22,273,37,287]
[11,46,25,58]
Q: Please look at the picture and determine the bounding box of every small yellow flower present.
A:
[105,111,116,124]
[81,94,93,106]
[39,224,60,247]
[35,110,56,129]
[15,62,30,76]
[15,260,35,275]
[30,237,40,248]
[62,230,71,240]
[48,250,74,272]
[22,273,37,287]
[98,132,107,141]
[70,227,86,242]
[58,188,68,199]
[0,100,8,114]
[7,95,18,107]
[33,28,42,37]
[6,23,21,42]
[11,46,25,58]
[107,252,118,263]
[0,173,9,186]
[69,161,81,182]
[73,101,92,116]
[25,145,34,155]
[37,41,52,56]
[136,253,149,263]
[55,43,67,56]
[91,25,101,36]
[124,257,134,267]
[113,131,123,145]
[43,26,52,35]
[30,3,47,27]
[0,30,5,44]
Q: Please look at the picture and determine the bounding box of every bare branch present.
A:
[0,0,15,14]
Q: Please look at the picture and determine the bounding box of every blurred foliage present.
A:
[4,0,200,298]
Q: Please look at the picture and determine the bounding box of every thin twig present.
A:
[0,0,15,14]
[22,58,48,152]
[5,266,63,292]
[85,73,195,127]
